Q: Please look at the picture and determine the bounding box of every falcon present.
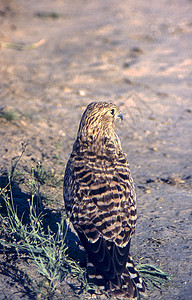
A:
[63,102,145,299]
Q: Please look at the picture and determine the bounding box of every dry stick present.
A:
[0,38,46,50]
[10,142,28,180]
[0,142,28,197]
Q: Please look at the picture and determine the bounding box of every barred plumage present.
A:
[63,102,145,298]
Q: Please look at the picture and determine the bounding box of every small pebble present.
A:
[156,197,164,202]
[145,189,151,194]
[79,90,86,96]
[150,147,158,151]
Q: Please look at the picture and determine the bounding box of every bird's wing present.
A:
[76,225,131,285]
[64,152,136,283]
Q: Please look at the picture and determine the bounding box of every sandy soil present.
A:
[0,0,192,299]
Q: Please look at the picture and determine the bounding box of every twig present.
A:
[0,38,46,51]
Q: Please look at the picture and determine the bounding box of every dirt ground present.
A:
[0,0,192,299]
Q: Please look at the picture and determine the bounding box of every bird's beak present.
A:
[117,112,123,121]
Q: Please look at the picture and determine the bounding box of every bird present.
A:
[63,102,145,299]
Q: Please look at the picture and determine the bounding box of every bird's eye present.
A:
[110,109,115,116]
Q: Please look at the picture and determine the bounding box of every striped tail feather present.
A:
[87,256,145,299]
[87,261,106,292]
[125,255,146,294]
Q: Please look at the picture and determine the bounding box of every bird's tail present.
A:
[87,255,145,299]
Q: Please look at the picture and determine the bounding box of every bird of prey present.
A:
[63,102,145,299]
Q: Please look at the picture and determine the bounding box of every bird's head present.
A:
[77,102,123,142]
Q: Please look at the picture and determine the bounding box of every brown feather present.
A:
[63,102,145,299]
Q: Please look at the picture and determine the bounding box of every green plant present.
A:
[0,108,19,121]
[0,178,90,299]
[136,263,172,291]
[33,163,62,187]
